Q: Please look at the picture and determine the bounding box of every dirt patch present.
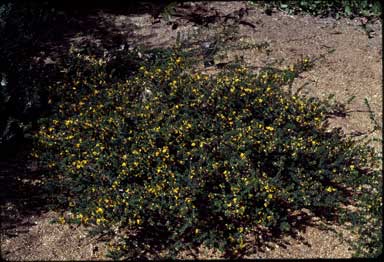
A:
[1,1,381,260]
[1,211,110,260]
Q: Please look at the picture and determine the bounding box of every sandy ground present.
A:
[1,1,382,260]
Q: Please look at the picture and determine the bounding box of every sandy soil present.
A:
[1,1,381,260]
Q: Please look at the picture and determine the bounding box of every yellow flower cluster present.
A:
[33,49,374,258]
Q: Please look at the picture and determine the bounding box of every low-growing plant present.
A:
[34,46,381,258]
[256,0,382,18]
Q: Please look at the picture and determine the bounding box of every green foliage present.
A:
[257,0,382,18]
[34,47,381,258]
[353,169,382,257]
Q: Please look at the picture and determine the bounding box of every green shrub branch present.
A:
[34,47,381,258]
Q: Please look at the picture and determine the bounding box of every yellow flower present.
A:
[58,216,65,224]
[162,146,168,153]
[96,207,103,214]
[240,153,246,159]
[239,238,245,249]
[326,186,336,192]
[121,162,127,167]
[64,119,73,126]
[132,149,139,155]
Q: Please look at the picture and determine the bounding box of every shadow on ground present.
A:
[0,0,170,240]
[0,142,48,238]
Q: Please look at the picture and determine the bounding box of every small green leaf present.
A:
[280,221,291,232]
[344,5,352,16]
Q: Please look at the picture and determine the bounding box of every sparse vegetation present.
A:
[255,0,382,18]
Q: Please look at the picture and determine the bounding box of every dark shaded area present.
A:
[0,143,50,238]
[234,211,315,259]
[0,0,171,241]
[104,207,319,259]
[0,0,173,149]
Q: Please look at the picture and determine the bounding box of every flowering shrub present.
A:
[34,47,381,258]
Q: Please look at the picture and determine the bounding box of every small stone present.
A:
[44,57,55,64]
[312,216,321,222]
[301,208,311,215]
